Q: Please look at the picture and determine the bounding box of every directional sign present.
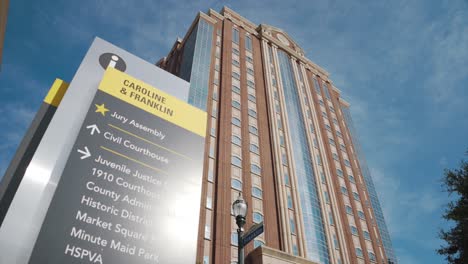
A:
[27,68,207,264]
[241,221,264,246]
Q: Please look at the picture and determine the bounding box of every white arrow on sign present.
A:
[77,146,91,160]
[86,124,101,135]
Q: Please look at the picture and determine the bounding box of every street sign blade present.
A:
[241,221,264,246]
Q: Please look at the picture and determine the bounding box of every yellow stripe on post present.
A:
[43,79,70,107]
[98,67,207,137]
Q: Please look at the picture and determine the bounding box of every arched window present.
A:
[248,109,257,118]
[232,117,241,126]
[231,232,238,246]
[232,85,241,94]
[252,187,262,199]
[253,240,264,248]
[253,212,263,223]
[249,144,259,154]
[232,135,242,146]
[251,164,261,175]
[231,156,242,167]
[231,179,242,191]
[232,100,241,109]
[249,125,258,135]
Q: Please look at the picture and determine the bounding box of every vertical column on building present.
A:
[290,59,343,264]
[259,39,291,254]
[330,91,387,264]
[305,70,359,264]
[298,62,351,264]
[271,43,307,257]
[191,14,218,264]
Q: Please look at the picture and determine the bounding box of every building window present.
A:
[324,191,330,204]
[232,85,241,94]
[325,124,332,131]
[251,164,261,175]
[341,186,348,196]
[363,230,371,240]
[282,154,288,165]
[232,28,239,44]
[313,77,321,94]
[253,212,263,223]
[317,155,322,165]
[231,232,238,246]
[205,224,211,239]
[232,117,241,126]
[355,248,363,258]
[250,144,259,154]
[323,82,331,99]
[204,256,209,264]
[232,59,240,67]
[232,72,240,80]
[206,196,212,209]
[349,175,355,183]
[284,172,290,186]
[344,159,351,167]
[248,109,257,118]
[247,68,254,75]
[346,205,353,215]
[292,244,299,256]
[249,125,258,135]
[232,135,242,146]
[337,169,343,177]
[231,179,242,190]
[328,211,334,225]
[280,135,285,146]
[254,240,264,249]
[333,153,339,161]
[322,111,328,119]
[246,56,253,63]
[353,192,360,201]
[368,252,376,262]
[340,144,346,152]
[232,100,241,109]
[320,172,326,183]
[290,218,296,234]
[287,193,293,209]
[333,234,339,249]
[232,47,240,55]
[252,187,262,199]
[231,156,242,167]
[351,225,358,235]
[248,94,256,102]
[329,138,335,146]
[245,35,253,51]
[247,80,255,87]
[358,210,365,220]
[336,131,343,138]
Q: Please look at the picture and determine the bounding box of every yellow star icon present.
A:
[95,103,109,116]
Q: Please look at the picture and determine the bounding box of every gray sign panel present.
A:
[0,38,193,264]
[241,222,264,246]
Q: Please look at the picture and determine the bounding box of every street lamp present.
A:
[232,192,248,264]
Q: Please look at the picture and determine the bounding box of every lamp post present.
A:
[232,192,247,264]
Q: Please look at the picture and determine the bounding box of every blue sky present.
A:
[1,0,467,263]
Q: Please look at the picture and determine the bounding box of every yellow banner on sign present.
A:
[98,67,207,137]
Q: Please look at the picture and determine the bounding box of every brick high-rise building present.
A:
[157,7,396,264]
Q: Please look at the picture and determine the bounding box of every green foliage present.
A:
[438,152,468,264]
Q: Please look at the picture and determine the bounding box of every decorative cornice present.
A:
[339,98,350,107]
[258,25,329,77]
[198,11,217,25]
